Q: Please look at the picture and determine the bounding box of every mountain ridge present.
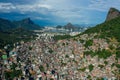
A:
[0,17,41,31]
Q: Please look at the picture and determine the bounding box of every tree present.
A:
[39,65,44,72]
[104,61,108,65]
[29,46,32,50]
[84,40,93,47]
[116,51,120,58]
[88,64,94,72]
[49,49,53,54]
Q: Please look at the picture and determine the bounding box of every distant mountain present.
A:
[13,18,41,30]
[0,17,41,49]
[55,23,89,32]
[55,23,76,30]
[0,17,41,31]
[0,18,16,31]
[106,7,120,21]
[64,23,75,30]
[56,25,63,29]
[63,23,90,32]
[84,8,120,42]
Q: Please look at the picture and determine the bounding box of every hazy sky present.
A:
[0,0,120,26]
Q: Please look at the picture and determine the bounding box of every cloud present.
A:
[0,2,51,14]
[32,16,50,20]
[0,3,16,12]
[88,0,120,12]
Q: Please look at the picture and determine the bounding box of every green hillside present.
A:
[0,18,16,31]
[0,28,37,49]
[0,18,40,49]
[13,18,41,30]
[84,16,120,42]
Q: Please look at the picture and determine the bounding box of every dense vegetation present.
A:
[0,18,16,31]
[53,35,72,41]
[84,16,120,42]
[0,17,41,49]
[0,28,37,49]
[84,49,112,59]
[84,40,93,47]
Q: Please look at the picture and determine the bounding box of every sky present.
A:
[0,0,120,26]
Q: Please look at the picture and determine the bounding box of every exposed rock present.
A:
[106,7,120,21]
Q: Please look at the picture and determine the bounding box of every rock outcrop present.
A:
[106,7,120,21]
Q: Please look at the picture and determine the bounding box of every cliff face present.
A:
[106,8,120,21]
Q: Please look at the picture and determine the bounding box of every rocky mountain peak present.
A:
[106,7,120,21]
[67,22,73,26]
[22,17,34,24]
[64,22,75,29]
